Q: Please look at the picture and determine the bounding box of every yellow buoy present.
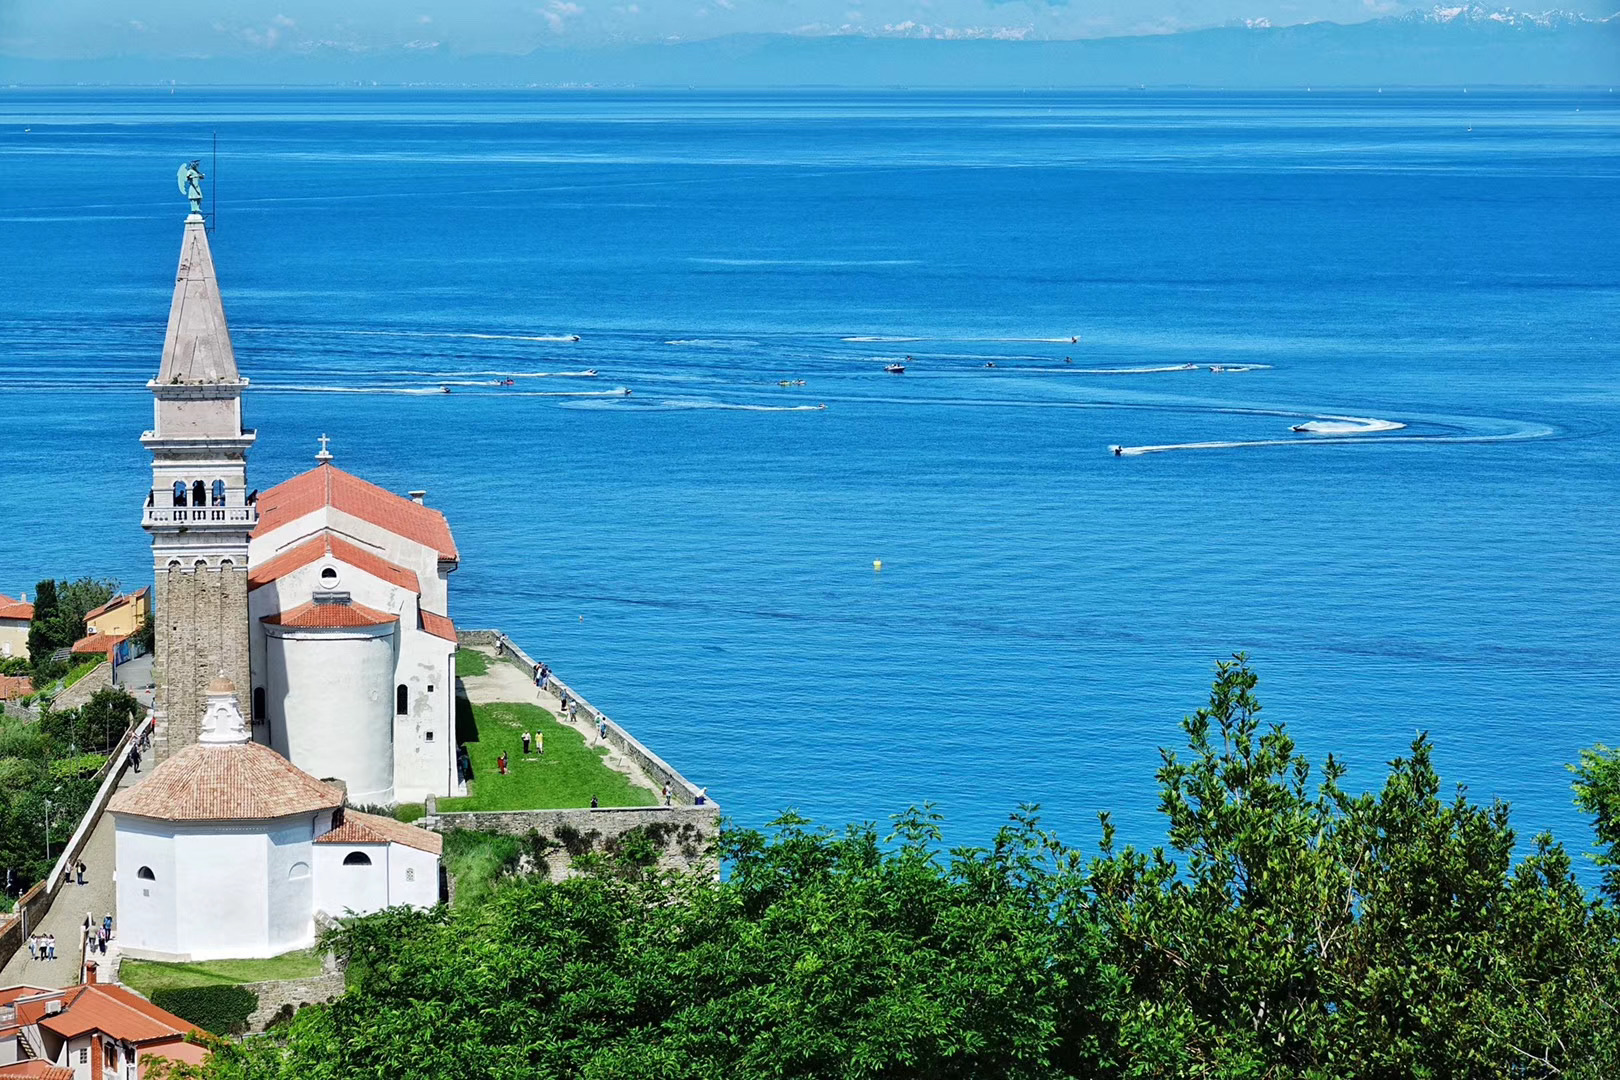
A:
[873,560,883,572]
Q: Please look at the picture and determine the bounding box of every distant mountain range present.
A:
[3,6,1616,87]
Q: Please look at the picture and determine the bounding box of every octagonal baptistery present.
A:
[110,680,344,962]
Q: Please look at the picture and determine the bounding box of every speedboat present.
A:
[884,364,906,375]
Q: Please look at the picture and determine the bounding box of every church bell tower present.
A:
[142,163,255,761]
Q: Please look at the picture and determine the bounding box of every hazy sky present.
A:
[1,0,1613,57]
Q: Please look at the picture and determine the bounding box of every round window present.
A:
[319,566,340,587]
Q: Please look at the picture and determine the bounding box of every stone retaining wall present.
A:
[425,803,720,879]
[242,970,348,1032]
[51,661,113,711]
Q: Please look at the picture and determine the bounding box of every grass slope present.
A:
[454,649,489,678]
[120,949,323,997]
[440,701,654,812]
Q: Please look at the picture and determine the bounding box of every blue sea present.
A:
[2,89,1616,879]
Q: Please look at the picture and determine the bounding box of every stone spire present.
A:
[157,213,239,386]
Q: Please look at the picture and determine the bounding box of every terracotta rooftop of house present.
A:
[249,532,421,594]
[262,599,398,630]
[83,587,148,623]
[0,594,33,621]
[108,740,343,822]
[316,809,445,855]
[0,1059,74,1080]
[0,675,33,701]
[419,610,457,643]
[253,464,458,562]
[0,986,52,1010]
[38,983,198,1044]
[70,632,126,656]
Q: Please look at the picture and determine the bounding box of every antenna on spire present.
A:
[316,434,333,463]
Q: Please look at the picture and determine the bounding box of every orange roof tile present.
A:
[263,599,397,630]
[0,1060,74,1080]
[141,1038,211,1072]
[0,675,33,701]
[316,809,444,855]
[83,587,148,623]
[108,740,343,822]
[38,984,197,1044]
[70,633,125,656]
[0,594,32,621]
[0,986,53,1009]
[254,464,458,562]
[419,610,457,643]
[250,532,420,594]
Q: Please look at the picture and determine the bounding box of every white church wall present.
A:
[387,844,439,909]
[265,822,317,955]
[325,507,450,614]
[313,843,390,918]
[264,623,398,804]
[113,816,179,957]
[393,629,456,802]
[174,826,272,961]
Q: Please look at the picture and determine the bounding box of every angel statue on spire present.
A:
[177,160,205,216]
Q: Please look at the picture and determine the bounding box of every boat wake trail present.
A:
[240,328,581,343]
[1116,415,1552,456]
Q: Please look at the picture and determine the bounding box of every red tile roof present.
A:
[0,986,53,1009]
[316,809,444,855]
[0,1060,74,1080]
[141,1038,211,1073]
[38,984,197,1044]
[70,632,125,656]
[0,594,32,621]
[0,675,33,701]
[254,464,458,562]
[250,532,420,594]
[419,610,457,643]
[108,740,343,822]
[83,587,148,623]
[263,599,398,630]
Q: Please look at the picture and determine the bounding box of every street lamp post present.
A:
[43,798,53,862]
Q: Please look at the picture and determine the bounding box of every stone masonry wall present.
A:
[426,804,721,879]
[52,661,113,711]
[154,565,249,761]
[242,970,348,1032]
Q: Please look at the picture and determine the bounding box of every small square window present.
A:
[427,684,435,693]
[425,731,434,742]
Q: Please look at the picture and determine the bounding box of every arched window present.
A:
[396,685,408,715]
[172,482,186,507]
[342,852,372,867]
[212,480,226,507]
[137,866,155,881]
[288,862,310,881]
[191,480,206,507]
[252,687,266,721]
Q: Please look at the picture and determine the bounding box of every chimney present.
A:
[408,490,427,506]
[86,960,97,984]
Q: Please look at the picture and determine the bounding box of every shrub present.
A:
[151,985,258,1036]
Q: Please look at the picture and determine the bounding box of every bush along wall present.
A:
[150,985,258,1036]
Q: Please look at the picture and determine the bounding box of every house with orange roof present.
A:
[246,457,460,804]
[0,594,32,661]
[82,589,149,642]
[0,966,206,1079]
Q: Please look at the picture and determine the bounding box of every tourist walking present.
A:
[102,913,113,935]
[46,934,56,961]
[534,731,543,757]
[26,934,37,960]
[76,860,86,885]
[597,718,607,742]
[521,731,531,755]
[497,752,508,775]
[590,795,599,808]
[662,782,671,806]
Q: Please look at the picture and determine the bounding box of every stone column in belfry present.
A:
[142,185,256,762]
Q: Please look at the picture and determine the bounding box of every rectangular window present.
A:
[80,1048,88,1064]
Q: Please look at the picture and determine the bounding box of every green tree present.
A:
[26,579,61,677]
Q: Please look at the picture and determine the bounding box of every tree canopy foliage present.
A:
[154,658,1620,1080]
[25,575,118,682]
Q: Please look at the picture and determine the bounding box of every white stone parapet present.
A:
[142,505,257,527]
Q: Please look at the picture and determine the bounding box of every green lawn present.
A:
[454,649,490,678]
[440,701,655,812]
[120,949,324,997]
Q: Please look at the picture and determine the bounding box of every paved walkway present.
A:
[457,648,656,798]
[0,760,148,989]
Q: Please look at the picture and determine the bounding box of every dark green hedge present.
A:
[150,984,258,1035]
